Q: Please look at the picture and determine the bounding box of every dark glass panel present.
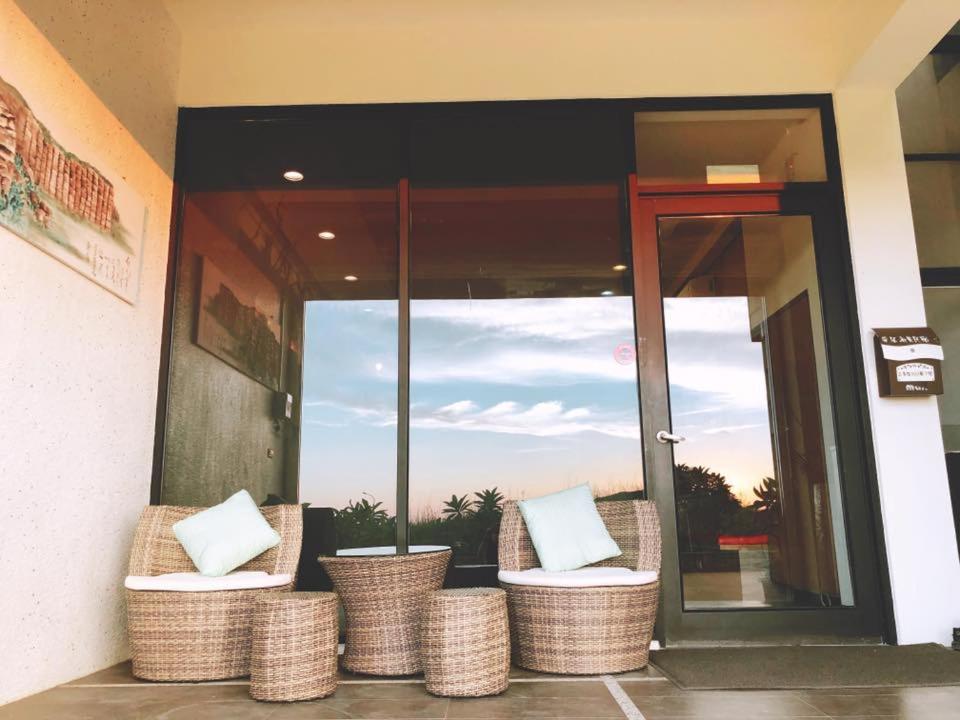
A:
[162,186,400,559]
[408,183,644,566]
[635,109,827,184]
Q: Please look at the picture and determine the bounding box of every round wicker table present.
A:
[420,587,510,697]
[250,592,339,702]
[318,545,451,676]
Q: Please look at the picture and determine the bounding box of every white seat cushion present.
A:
[498,566,658,588]
[337,545,450,556]
[124,571,293,592]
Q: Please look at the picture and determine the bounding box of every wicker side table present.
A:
[319,546,451,676]
[420,587,510,697]
[250,592,339,702]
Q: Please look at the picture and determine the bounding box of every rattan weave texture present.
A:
[126,504,302,681]
[319,548,451,676]
[250,592,339,702]
[420,587,510,697]
[498,499,661,675]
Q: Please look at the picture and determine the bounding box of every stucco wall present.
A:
[0,1,177,705]
[13,0,180,174]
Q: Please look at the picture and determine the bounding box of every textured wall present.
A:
[0,1,174,705]
[13,0,179,175]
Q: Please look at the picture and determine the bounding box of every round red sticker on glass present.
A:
[613,342,636,365]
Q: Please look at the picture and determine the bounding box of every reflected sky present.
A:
[299,295,773,515]
[664,296,775,502]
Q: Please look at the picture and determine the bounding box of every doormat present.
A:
[650,644,960,689]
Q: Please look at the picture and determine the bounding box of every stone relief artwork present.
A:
[0,73,145,303]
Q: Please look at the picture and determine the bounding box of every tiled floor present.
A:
[3,661,960,719]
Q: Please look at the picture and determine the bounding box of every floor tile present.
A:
[797,686,960,718]
[266,695,449,719]
[498,681,613,699]
[624,689,828,719]
[614,680,684,697]
[12,662,960,720]
[332,681,429,699]
[64,661,152,686]
[0,685,272,720]
[445,692,624,718]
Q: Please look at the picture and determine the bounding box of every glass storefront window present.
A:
[295,189,399,550]
[635,109,827,185]
[923,287,960,454]
[905,160,960,268]
[162,190,304,508]
[163,186,400,556]
[408,185,644,565]
[899,37,960,551]
[897,50,960,155]
[658,214,854,609]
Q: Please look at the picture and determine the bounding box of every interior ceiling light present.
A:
[344,275,359,282]
[600,290,615,296]
[318,230,336,240]
[612,264,628,271]
[283,170,304,182]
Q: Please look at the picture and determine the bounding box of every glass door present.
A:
[630,180,884,643]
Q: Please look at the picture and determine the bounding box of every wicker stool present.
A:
[250,592,338,702]
[420,588,510,697]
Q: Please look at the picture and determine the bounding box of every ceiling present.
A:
[160,0,907,107]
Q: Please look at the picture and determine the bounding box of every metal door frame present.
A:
[628,176,885,645]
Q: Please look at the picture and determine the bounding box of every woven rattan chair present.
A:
[126,504,303,681]
[498,499,661,675]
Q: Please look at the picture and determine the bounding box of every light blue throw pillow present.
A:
[517,484,622,572]
[173,489,281,577]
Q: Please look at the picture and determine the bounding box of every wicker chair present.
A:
[498,499,661,675]
[126,504,303,681]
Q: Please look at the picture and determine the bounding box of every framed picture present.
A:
[195,256,282,390]
[0,73,145,303]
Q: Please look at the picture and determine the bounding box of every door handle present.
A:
[656,430,685,444]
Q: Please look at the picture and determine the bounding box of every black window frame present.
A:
[154,95,894,642]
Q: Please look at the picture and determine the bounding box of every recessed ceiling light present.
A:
[600,290,615,296]
[318,230,336,240]
[283,170,304,182]
[612,264,628,271]
[344,275,358,282]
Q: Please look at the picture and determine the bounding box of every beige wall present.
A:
[0,1,176,705]
[14,0,180,174]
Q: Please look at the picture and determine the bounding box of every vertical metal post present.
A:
[396,178,411,554]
